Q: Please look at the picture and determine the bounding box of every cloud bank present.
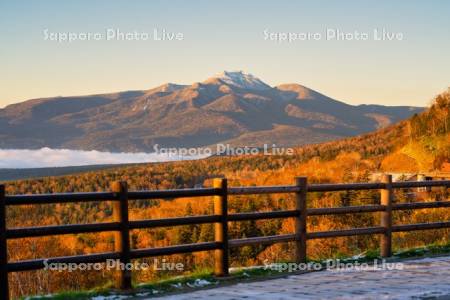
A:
[0,147,208,169]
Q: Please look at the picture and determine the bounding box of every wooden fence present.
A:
[1,175,450,299]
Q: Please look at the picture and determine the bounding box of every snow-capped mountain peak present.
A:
[213,71,271,90]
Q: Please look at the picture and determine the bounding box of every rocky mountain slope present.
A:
[0,71,423,152]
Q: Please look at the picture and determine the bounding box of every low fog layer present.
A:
[0,147,208,168]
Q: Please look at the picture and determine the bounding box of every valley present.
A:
[2,88,448,298]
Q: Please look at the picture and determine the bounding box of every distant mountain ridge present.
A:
[0,71,423,152]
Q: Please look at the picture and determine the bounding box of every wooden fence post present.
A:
[295,177,307,263]
[213,178,229,276]
[111,181,132,289]
[380,174,393,257]
[0,185,9,300]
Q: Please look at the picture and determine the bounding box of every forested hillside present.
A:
[382,88,450,172]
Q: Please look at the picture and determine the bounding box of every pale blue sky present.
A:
[0,0,449,107]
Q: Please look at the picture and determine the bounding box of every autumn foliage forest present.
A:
[3,89,450,298]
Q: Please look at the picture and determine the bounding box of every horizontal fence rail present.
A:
[0,177,449,299]
[307,226,387,239]
[6,252,122,273]
[4,192,116,205]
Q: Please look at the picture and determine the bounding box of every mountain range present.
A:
[0,71,423,152]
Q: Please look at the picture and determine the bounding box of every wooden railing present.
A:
[1,175,450,299]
